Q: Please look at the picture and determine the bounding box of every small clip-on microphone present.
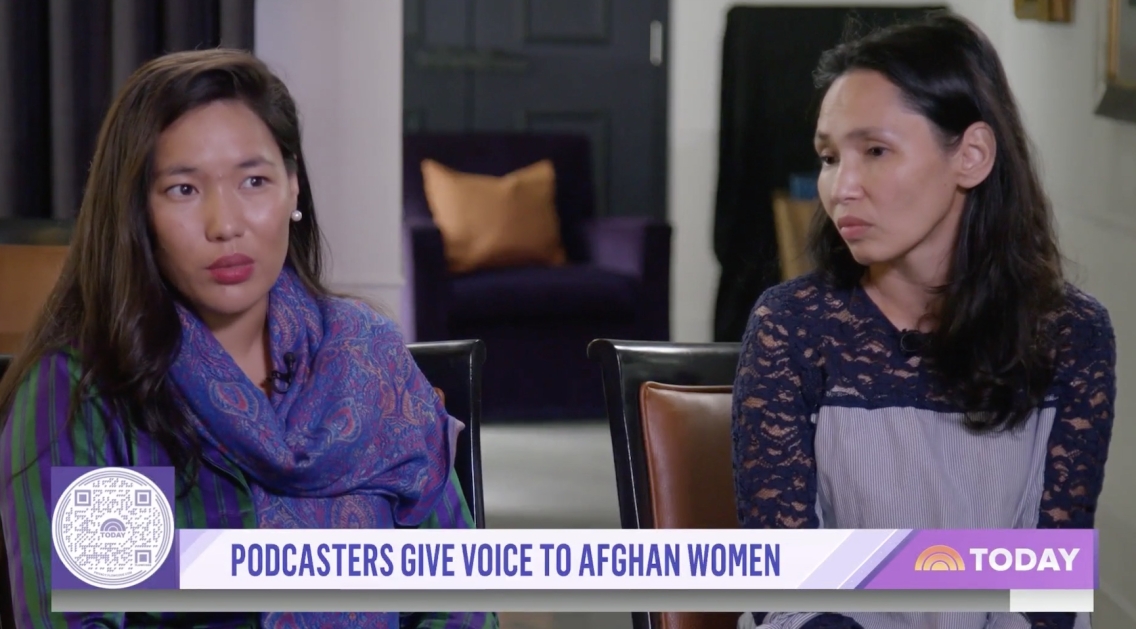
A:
[898,331,927,356]
[268,352,297,394]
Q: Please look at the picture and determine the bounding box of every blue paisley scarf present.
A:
[167,266,454,629]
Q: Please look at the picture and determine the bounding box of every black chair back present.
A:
[407,340,487,529]
[587,339,741,629]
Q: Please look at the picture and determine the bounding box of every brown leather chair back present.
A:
[640,383,737,530]
[640,383,738,629]
[588,340,742,629]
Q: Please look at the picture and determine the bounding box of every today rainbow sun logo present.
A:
[914,545,966,571]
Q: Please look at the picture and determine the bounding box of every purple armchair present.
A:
[401,133,672,420]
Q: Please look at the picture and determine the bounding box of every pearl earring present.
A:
[291,210,302,222]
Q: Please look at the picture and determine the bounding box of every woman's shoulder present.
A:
[322,295,404,339]
[1057,283,1113,331]
[749,272,843,327]
[3,347,89,423]
[1052,282,1115,365]
[740,273,839,372]
[7,346,84,392]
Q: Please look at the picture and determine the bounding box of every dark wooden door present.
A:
[403,0,669,220]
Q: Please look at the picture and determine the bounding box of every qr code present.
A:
[54,469,173,587]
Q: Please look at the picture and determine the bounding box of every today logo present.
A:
[914,545,966,571]
[914,544,1081,572]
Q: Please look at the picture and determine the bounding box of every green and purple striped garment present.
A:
[0,348,498,629]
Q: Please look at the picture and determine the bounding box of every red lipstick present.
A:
[207,254,254,285]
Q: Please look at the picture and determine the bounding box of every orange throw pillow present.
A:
[421,158,568,274]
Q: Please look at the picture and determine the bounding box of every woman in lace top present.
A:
[732,12,1116,629]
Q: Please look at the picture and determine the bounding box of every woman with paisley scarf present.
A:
[0,49,497,629]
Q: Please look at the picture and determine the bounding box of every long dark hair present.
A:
[810,12,1065,432]
[0,49,329,486]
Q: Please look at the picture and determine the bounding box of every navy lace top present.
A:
[732,273,1116,629]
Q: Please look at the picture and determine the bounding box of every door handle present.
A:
[415,48,529,72]
[650,21,664,66]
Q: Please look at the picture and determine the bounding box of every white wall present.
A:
[669,0,1135,623]
[255,0,404,316]
[994,3,1136,623]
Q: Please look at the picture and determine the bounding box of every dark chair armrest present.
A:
[584,217,672,340]
[402,215,451,342]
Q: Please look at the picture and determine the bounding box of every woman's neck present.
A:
[864,243,953,333]
[864,196,963,333]
[200,299,272,392]
[862,268,937,333]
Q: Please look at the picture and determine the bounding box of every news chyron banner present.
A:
[49,467,1096,613]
